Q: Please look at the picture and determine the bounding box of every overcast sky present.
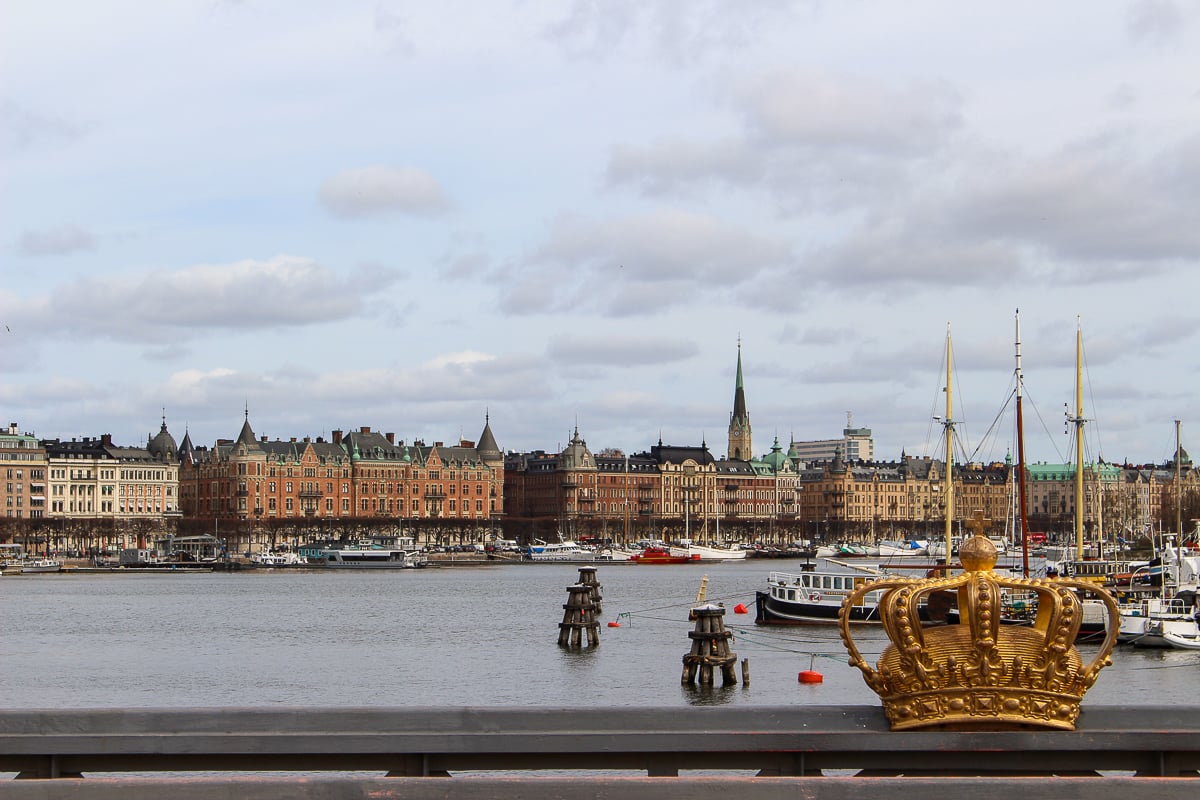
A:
[3,1,1199,467]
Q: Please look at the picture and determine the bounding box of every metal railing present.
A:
[2,705,1198,798]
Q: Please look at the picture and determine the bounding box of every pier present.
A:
[2,705,1199,798]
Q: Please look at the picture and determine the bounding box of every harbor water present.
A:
[0,560,1194,710]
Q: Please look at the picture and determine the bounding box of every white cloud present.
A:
[1126,0,1188,45]
[547,335,698,366]
[0,256,401,341]
[732,70,963,156]
[426,351,495,370]
[494,209,792,317]
[17,224,96,256]
[319,166,451,219]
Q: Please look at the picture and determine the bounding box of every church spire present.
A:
[727,338,752,460]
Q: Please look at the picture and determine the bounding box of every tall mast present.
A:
[624,452,630,546]
[1015,309,1031,577]
[943,325,955,569]
[1176,420,1183,542]
[1068,320,1086,561]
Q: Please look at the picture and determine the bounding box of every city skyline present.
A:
[4,2,1199,466]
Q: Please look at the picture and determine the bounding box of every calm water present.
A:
[0,560,1194,710]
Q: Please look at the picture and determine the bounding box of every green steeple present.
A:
[727,338,752,460]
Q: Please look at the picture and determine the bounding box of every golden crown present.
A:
[838,516,1120,731]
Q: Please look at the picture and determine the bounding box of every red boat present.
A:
[630,546,698,564]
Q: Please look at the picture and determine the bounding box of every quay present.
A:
[2,705,1199,798]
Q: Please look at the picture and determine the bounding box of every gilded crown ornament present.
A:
[838,511,1120,731]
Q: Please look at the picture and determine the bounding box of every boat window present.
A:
[787,589,795,601]
[822,576,832,589]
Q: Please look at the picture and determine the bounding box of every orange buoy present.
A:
[733,603,748,614]
[607,621,621,628]
[798,670,824,684]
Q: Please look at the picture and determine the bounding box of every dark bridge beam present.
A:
[1,705,1198,796]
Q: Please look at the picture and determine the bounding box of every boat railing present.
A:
[2,705,1197,798]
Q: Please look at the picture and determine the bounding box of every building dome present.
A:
[147,417,177,462]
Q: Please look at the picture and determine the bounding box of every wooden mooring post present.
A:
[681,603,737,686]
[557,584,600,647]
[576,566,602,617]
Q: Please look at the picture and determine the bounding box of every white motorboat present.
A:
[526,541,594,561]
[21,558,63,573]
[815,543,871,559]
[669,543,748,562]
[876,540,927,558]
[593,547,634,562]
[1113,594,1200,648]
[251,550,307,567]
[315,536,427,569]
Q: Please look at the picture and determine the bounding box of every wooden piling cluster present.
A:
[681,604,738,686]
[576,566,602,617]
[558,584,600,647]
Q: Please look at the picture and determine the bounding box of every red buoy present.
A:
[733,603,748,614]
[607,621,621,628]
[798,670,824,684]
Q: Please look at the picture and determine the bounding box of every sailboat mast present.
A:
[1072,321,1085,561]
[1015,309,1031,578]
[623,453,630,546]
[1176,419,1183,542]
[943,326,955,569]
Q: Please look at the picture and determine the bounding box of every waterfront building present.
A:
[0,422,47,521]
[790,451,1010,542]
[34,421,181,553]
[1018,457,1199,544]
[43,430,180,523]
[790,414,875,463]
[503,433,784,541]
[178,412,504,550]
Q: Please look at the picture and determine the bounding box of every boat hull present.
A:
[630,547,697,564]
[316,551,427,569]
[754,590,883,625]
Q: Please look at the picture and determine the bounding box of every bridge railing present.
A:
[2,705,1198,798]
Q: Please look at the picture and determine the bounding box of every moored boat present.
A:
[630,546,697,564]
[314,535,427,569]
[251,550,307,567]
[669,542,748,562]
[814,543,870,559]
[755,569,890,624]
[1112,594,1200,648]
[876,540,927,558]
[525,541,594,562]
[19,558,62,574]
[593,547,634,561]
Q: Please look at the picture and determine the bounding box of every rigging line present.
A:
[726,624,847,645]
[967,382,1017,464]
[1124,660,1200,671]
[625,613,704,623]
[1025,386,1069,464]
[922,336,948,457]
[615,590,760,618]
[1019,385,1067,464]
[1080,332,1105,460]
[726,628,879,658]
